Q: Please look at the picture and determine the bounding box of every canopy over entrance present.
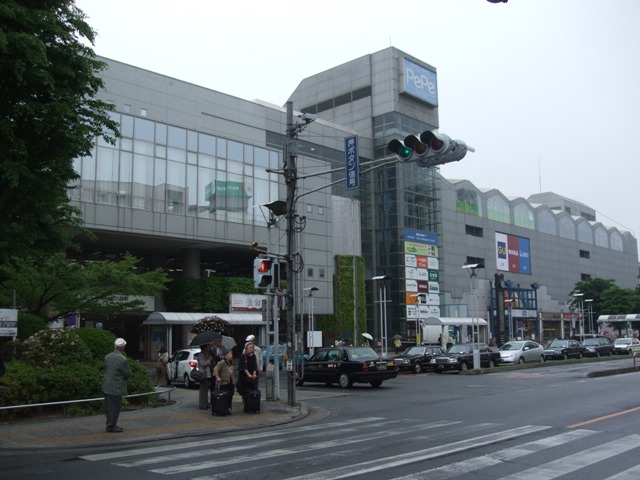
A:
[422,317,488,326]
[144,312,264,326]
[597,314,640,323]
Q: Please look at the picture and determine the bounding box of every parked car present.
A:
[571,333,610,343]
[543,339,585,360]
[498,341,545,364]
[394,345,445,373]
[430,343,500,372]
[167,347,201,388]
[612,337,640,355]
[582,337,614,357]
[295,346,399,388]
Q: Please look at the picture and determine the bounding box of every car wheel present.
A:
[370,380,383,388]
[518,357,525,364]
[540,355,545,362]
[488,359,496,368]
[414,362,423,374]
[183,373,191,389]
[460,362,468,371]
[338,373,353,388]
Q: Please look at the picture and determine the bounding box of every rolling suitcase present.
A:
[211,389,231,416]
[244,388,261,414]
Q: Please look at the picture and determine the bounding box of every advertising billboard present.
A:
[496,232,531,274]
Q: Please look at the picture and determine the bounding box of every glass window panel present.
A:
[270,151,279,169]
[595,227,608,247]
[120,114,134,137]
[156,145,166,158]
[228,140,243,161]
[254,163,269,180]
[96,147,119,182]
[155,123,167,145]
[244,164,253,177]
[199,153,215,168]
[187,130,198,152]
[578,222,593,244]
[199,133,215,155]
[217,157,226,171]
[255,147,269,168]
[154,158,167,186]
[198,167,216,217]
[217,138,227,158]
[611,231,623,251]
[228,160,243,174]
[167,126,186,148]
[187,151,198,165]
[187,164,197,216]
[167,146,185,162]
[167,161,185,188]
[121,138,133,152]
[134,117,154,141]
[119,151,132,183]
[81,154,96,182]
[133,154,154,186]
[559,217,575,240]
[134,139,154,156]
[244,145,254,165]
[514,203,534,229]
[487,195,509,223]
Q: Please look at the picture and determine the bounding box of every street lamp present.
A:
[372,275,391,357]
[584,298,593,333]
[304,287,319,356]
[462,263,484,370]
[410,293,425,345]
[504,299,514,340]
[573,293,584,334]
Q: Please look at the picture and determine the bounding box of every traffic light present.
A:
[388,130,474,168]
[253,258,273,289]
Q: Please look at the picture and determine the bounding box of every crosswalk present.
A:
[80,417,640,479]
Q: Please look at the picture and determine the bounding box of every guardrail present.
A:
[0,386,176,412]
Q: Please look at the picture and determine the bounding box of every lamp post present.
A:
[304,287,319,356]
[372,275,391,357]
[573,293,584,334]
[504,299,514,340]
[410,293,425,346]
[584,298,593,333]
[462,263,484,370]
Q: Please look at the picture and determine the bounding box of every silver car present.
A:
[498,341,545,364]
[167,347,201,388]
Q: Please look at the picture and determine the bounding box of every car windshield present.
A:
[499,342,524,351]
[583,339,599,346]
[615,339,631,345]
[344,347,379,361]
[447,344,472,354]
[403,347,426,355]
[547,340,568,348]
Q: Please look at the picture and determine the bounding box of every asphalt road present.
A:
[3,358,640,480]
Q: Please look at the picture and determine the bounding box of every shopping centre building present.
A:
[71,47,637,357]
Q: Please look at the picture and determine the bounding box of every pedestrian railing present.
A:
[0,386,176,412]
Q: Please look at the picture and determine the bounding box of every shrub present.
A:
[20,329,92,368]
[0,360,48,407]
[72,328,116,362]
[16,313,47,341]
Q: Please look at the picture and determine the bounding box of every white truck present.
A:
[421,324,455,348]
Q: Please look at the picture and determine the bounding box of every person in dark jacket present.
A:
[236,342,259,413]
[102,338,131,433]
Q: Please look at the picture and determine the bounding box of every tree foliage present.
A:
[0,0,119,261]
[0,253,169,319]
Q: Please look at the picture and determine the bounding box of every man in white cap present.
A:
[245,335,263,385]
[102,338,131,433]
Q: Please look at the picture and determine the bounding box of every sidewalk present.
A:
[0,387,307,450]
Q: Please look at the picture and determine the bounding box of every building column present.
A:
[183,248,201,278]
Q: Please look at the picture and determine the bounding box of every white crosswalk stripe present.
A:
[79,419,640,480]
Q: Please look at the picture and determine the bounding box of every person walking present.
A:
[213,350,235,415]
[197,343,213,410]
[236,342,259,413]
[155,346,169,387]
[102,338,131,433]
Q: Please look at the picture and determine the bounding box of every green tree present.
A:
[0,253,169,319]
[0,0,119,262]
[570,278,617,324]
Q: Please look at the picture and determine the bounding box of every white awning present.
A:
[423,316,488,326]
[143,312,265,326]
[597,314,640,323]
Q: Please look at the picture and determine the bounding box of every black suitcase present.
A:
[244,388,261,414]
[211,389,231,416]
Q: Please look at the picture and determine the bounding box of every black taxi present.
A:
[295,346,399,388]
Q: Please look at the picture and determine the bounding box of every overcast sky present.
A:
[75,0,640,251]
